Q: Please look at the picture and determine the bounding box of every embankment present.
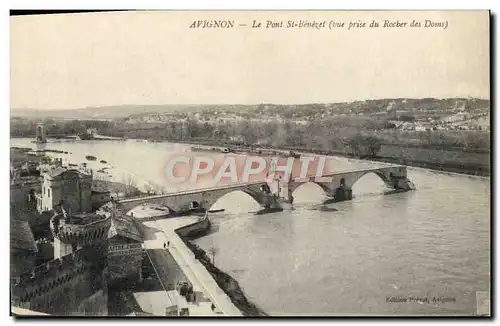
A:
[175,219,268,316]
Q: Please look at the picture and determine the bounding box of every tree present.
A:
[123,174,137,197]
[343,136,361,157]
[208,244,219,265]
[343,134,382,158]
[153,183,167,195]
[363,136,382,157]
[144,182,155,195]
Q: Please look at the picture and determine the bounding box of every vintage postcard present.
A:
[10,10,490,317]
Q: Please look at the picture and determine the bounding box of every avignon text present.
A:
[189,20,235,28]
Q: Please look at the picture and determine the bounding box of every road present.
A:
[133,206,241,316]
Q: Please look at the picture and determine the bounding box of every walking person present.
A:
[164,242,166,249]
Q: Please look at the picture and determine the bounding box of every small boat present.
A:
[191,146,217,153]
[86,155,97,161]
[208,209,225,213]
[255,207,283,215]
[318,207,338,212]
[100,160,107,164]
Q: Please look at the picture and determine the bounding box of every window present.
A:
[48,189,51,197]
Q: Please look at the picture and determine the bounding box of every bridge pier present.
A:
[261,193,284,211]
[279,166,415,204]
[391,176,415,191]
[325,185,353,203]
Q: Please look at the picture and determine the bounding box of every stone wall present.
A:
[176,218,211,238]
[74,289,108,316]
[11,245,108,315]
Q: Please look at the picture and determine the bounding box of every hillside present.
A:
[10,104,256,120]
[10,98,490,121]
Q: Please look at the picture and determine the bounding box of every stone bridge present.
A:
[111,166,414,215]
[278,165,414,203]
[115,181,283,216]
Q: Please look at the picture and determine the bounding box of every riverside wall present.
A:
[169,217,266,316]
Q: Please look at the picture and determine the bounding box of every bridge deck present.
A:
[118,181,266,204]
[118,166,405,204]
[312,165,403,177]
[286,165,404,181]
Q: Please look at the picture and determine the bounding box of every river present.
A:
[10,138,490,316]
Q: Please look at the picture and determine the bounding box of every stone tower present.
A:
[35,124,47,143]
[11,210,111,315]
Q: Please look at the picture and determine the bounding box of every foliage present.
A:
[208,244,219,265]
[343,134,382,158]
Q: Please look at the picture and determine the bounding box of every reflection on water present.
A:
[10,138,490,315]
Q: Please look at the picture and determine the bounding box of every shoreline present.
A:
[10,137,490,177]
[183,140,490,177]
[174,218,268,316]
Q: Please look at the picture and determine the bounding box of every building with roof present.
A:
[97,201,144,287]
[36,167,93,214]
[107,213,144,287]
[11,164,143,315]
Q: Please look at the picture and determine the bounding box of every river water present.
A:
[10,138,490,316]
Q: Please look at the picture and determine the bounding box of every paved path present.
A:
[134,206,242,316]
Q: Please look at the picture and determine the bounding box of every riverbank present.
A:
[133,203,265,316]
[133,210,243,316]
[176,139,490,177]
[12,136,489,177]
[177,228,268,316]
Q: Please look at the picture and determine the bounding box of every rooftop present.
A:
[11,220,38,254]
[109,214,142,243]
[46,167,91,180]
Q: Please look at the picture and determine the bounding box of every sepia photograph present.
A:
[9,9,491,317]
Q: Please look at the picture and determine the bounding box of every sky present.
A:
[10,11,490,110]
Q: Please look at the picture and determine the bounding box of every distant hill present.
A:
[10,98,490,120]
[10,105,196,120]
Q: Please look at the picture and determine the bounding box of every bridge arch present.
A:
[115,182,272,216]
[203,188,264,212]
[289,181,331,197]
[118,201,178,217]
[347,170,394,190]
